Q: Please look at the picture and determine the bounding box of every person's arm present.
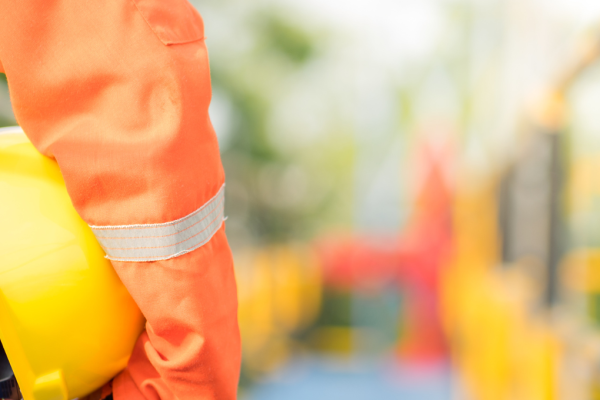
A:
[0,1,241,399]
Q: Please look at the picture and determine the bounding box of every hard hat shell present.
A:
[0,129,145,400]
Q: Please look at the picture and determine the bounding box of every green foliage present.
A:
[211,71,276,163]
[209,8,349,246]
[312,289,353,327]
[0,73,15,127]
[258,12,315,65]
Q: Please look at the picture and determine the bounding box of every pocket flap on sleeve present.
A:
[132,0,205,45]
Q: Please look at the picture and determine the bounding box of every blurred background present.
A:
[6,0,600,398]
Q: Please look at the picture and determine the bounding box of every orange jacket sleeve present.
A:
[0,1,241,399]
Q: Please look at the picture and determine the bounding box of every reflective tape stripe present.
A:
[90,184,225,262]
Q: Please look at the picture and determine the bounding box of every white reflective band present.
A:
[90,184,225,262]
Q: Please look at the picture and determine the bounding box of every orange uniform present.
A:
[0,1,241,399]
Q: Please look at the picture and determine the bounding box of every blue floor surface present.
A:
[242,357,453,400]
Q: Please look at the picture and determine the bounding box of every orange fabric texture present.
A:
[101,381,113,400]
[0,1,240,399]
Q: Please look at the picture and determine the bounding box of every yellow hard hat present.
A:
[0,128,145,400]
